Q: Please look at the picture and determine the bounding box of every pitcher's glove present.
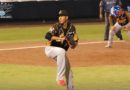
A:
[66,33,78,49]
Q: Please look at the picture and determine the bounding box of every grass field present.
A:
[0,22,130,90]
[0,64,130,90]
[0,23,129,43]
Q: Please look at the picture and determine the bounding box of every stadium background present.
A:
[0,0,129,21]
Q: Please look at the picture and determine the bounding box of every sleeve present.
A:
[66,25,79,49]
[100,0,105,9]
[118,0,122,6]
[99,0,103,7]
[72,25,79,42]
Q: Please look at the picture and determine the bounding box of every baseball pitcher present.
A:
[44,10,78,90]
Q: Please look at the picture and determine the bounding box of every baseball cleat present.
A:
[105,45,112,48]
[57,80,66,86]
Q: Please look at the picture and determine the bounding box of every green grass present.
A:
[76,24,104,41]
[0,64,130,90]
[0,23,129,43]
[74,66,130,90]
[0,25,49,43]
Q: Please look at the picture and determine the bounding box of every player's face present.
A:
[117,9,124,16]
[59,16,68,24]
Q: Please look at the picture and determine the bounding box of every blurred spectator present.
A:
[127,6,130,13]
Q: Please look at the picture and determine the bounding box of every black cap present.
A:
[58,10,68,16]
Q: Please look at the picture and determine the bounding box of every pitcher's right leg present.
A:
[65,55,74,90]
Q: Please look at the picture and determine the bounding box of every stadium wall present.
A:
[0,0,100,21]
[0,0,129,21]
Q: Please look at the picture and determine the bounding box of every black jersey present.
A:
[117,12,129,26]
[45,22,76,51]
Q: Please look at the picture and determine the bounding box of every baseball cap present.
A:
[110,5,121,17]
[58,10,68,16]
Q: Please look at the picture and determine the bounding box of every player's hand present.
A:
[52,36,65,42]
[99,14,103,20]
[59,37,65,41]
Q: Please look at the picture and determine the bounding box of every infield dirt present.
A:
[0,41,130,67]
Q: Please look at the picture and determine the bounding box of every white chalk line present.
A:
[0,46,45,51]
[0,41,126,51]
